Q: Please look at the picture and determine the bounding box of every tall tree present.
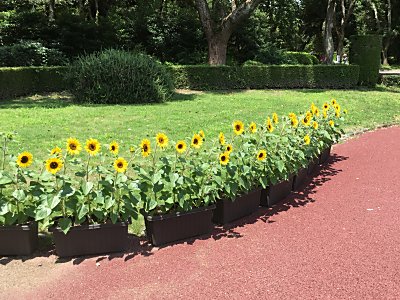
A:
[194,0,262,65]
[335,0,356,62]
[323,0,336,64]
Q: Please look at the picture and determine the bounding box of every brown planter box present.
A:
[260,176,294,207]
[51,222,129,258]
[212,188,261,225]
[0,222,38,256]
[319,146,332,164]
[292,167,308,191]
[145,205,215,247]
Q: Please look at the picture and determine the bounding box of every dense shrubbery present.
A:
[66,50,174,104]
[350,35,382,86]
[244,51,319,66]
[170,65,360,90]
[0,41,68,67]
[380,75,400,87]
[0,66,67,100]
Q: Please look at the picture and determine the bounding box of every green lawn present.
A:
[1,87,399,160]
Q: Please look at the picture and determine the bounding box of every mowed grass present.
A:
[0,86,399,160]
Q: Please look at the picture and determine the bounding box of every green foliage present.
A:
[0,66,67,100]
[169,65,360,90]
[284,51,319,65]
[350,35,383,86]
[380,75,400,87]
[0,41,68,67]
[66,50,174,104]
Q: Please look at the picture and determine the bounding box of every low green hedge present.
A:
[169,65,360,90]
[0,64,360,100]
[0,66,67,100]
[380,75,400,87]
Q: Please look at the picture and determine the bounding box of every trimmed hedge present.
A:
[0,64,360,100]
[0,66,67,100]
[169,65,360,90]
[349,35,382,86]
[380,75,400,87]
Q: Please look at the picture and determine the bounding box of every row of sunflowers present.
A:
[0,100,346,233]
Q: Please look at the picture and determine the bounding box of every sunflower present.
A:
[233,120,244,135]
[50,147,62,156]
[109,141,119,155]
[226,144,233,154]
[335,110,341,118]
[249,122,257,133]
[219,152,229,166]
[331,99,337,106]
[45,157,63,174]
[288,112,297,119]
[140,139,151,157]
[129,146,135,153]
[312,121,319,130]
[219,132,225,146]
[85,138,101,156]
[175,140,187,154]
[304,135,311,145]
[323,110,328,119]
[323,102,330,111]
[257,149,267,161]
[191,133,203,149]
[16,151,33,168]
[156,133,169,149]
[314,107,320,116]
[329,120,335,127]
[301,115,311,126]
[66,138,81,155]
[291,117,299,128]
[343,109,348,115]
[272,113,279,124]
[199,130,205,140]
[114,157,128,173]
[266,117,274,133]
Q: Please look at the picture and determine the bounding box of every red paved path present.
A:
[5,127,400,299]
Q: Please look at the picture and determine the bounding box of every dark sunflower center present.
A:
[21,156,29,163]
[50,162,58,169]
[194,138,198,144]
[259,153,263,158]
[117,162,123,168]
[70,143,77,150]
[178,144,183,149]
[221,156,226,161]
[143,145,148,152]
[89,144,96,151]
[111,146,116,151]
[159,138,164,143]
[227,147,231,151]
[235,125,240,131]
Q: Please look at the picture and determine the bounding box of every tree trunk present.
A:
[48,0,55,22]
[337,33,344,62]
[323,0,336,64]
[336,0,356,63]
[382,40,390,65]
[94,0,99,24]
[208,35,230,65]
[194,0,262,65]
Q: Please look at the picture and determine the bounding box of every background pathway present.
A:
[2,126,400,300]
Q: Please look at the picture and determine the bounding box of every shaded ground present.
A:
[1,126,400,299]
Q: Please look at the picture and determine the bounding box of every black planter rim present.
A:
[146,204,216,222]
[49,221,129,233]
[0,221,37,231]
[217,187,262,202]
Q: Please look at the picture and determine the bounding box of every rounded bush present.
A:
[66,49,174,104]
[284,51,319,65]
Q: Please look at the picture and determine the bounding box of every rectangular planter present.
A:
[145,205,215,247]
[51,222,129,258]
[292,167,308,191]
[307,157,319,175]
[212,188,261,225]
[0,222,38,256]
[260,176,294,207]
[319,146,332,164]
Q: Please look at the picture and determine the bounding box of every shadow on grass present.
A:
[0,153,347,265]
[0,90,201,109]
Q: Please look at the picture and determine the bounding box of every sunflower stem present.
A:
[85,155,91,182]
